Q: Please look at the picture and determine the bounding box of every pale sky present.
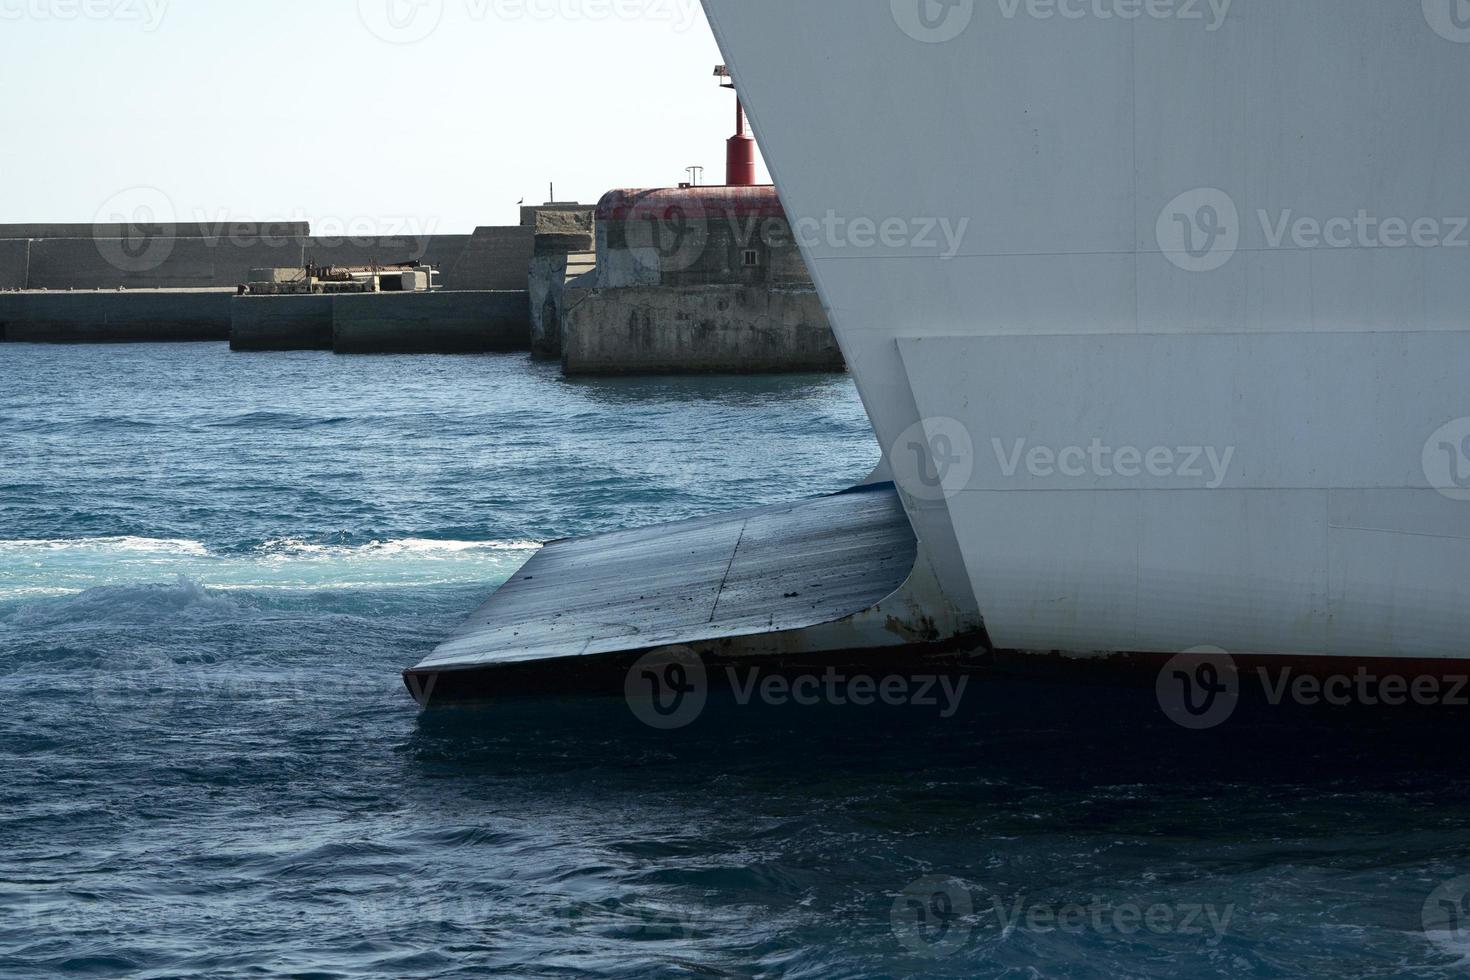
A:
[0,0,770,234]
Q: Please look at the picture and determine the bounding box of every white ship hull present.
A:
[702,0,1470,663]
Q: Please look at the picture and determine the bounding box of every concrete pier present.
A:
[0,289,233,343]
[331,291,531,354]
[561,284,842,375]
[229,295,334,351]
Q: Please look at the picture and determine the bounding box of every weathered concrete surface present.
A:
[594,187,812,290]
[524,206,595,255]
[528,254,568,360]
[230,295,334,351]
[25,236,305,290]
[0,289,234,343]
[332,291,531,355]
[562,284,843,375]
[446,227,535,291]
[528,251,595,360]
[0,240,28,289]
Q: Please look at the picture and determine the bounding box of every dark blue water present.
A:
[3,345,1470,978]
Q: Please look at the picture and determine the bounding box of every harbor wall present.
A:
[0,225,534,293]
[0,289,234,343]
[332,291,531,355]
[23,237,305,290]
[561,285,843,375]
[229,295,335,351]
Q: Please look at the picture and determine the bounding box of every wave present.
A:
[0,536,210,556]
[5,575,242,628]
[0,536,542,599]
[254,537,541,558]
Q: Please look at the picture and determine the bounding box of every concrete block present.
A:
[528,253,568,360]
[446,227,535,291]
[520,203,595,227]
[0,289,234,343]
[248,268,310,284]
[331,291,531,354]
[561,284,843,375]
[0,239,28,289]
[230,294,334,351]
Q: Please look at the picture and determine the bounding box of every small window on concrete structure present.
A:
[743,249,759,267]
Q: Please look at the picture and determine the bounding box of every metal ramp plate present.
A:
[411,482,917,675]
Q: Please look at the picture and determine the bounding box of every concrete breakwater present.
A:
[0,289,233,343]
[331,292,530,355]
[230,291,531,354]
[1,289,530,354]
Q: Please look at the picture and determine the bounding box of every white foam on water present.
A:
[0,536,543,598]
[0,536,210,556]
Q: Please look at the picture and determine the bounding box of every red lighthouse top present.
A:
[716,65,757,187]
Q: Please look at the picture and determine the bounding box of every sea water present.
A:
[3,344,1469,978]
